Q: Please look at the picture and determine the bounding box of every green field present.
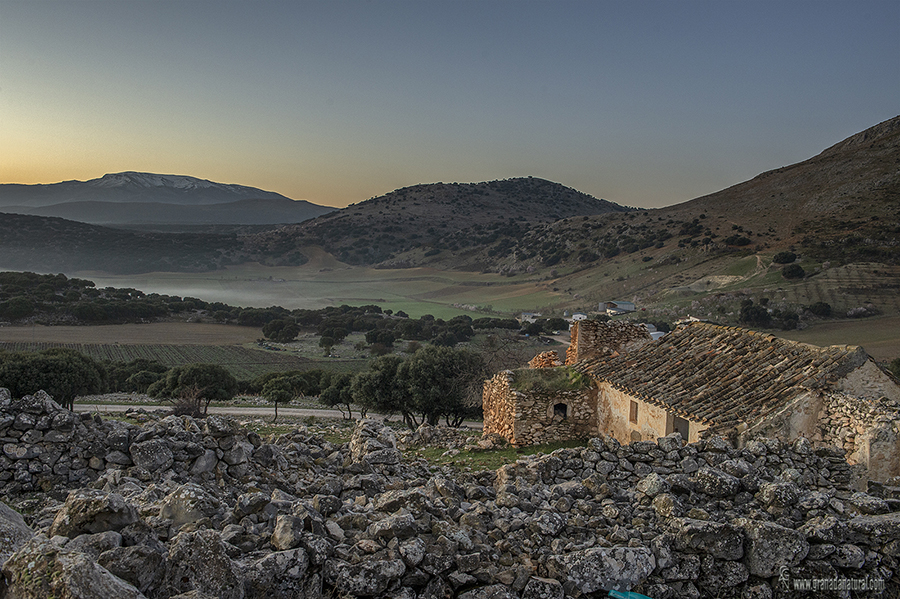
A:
[0,341,366,380]
[76,261,565,319]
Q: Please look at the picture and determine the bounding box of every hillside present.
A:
[0,213,308,274]
[0,197,333,226]
[246,177,631,266]
[0,172,334,226]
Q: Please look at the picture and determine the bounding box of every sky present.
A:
[1,0,897,210]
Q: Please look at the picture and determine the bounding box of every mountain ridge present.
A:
[0,171,300,207]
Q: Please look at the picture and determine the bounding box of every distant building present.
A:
[600,300,635,315]
[571,312,589,322]
[519,312,542,324]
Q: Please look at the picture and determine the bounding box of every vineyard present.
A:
[0,342,322,380]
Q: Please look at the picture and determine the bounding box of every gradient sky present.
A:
[1,0,897,209]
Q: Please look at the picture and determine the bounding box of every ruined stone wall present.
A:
[816,391,900,481]
[598,384,707,445]
[506,387,597,447]
[565,320,653,365]
[482,371,597,447]
[528,351,562,369]
[482,371,515,442]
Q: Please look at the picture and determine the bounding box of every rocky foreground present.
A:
[0,389,898,598]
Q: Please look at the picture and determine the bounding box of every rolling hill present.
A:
[245,177,631,266]
[0,172,334,225]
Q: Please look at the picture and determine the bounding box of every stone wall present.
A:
[528,351,562,369]
[565,320,652,365]
[482,371,516,442]
[482,370,597,447]
[2,386,900,599]
[816,391,900,482]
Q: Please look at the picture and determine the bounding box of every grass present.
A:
[510,366,591,393]
[774,315,900,361]
[409,438,589,471]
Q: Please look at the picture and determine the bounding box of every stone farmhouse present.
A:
[483,320,900,481]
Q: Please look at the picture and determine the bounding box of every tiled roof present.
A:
[575,322,868,437]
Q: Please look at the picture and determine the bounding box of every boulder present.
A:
[98,544,166,595]
[693,467,740,497]
[323,558,406,596]
[159,483,222,528]
[546,546,656,593]
[164,529,244,599]
[0,501,33,568]
[671,518,744,560]
[522,576,565,599]
[129,438,174,472]
[65,530,122,559]
[49,489,139,538]
[734,518,809,578]
[2,535,147,599]
[243,548,310,599]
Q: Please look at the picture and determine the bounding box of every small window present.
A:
[629,400,639,424]
[553,403,568,419]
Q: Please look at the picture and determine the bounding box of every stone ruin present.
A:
[484,320,900,483]
[1,387,899,597]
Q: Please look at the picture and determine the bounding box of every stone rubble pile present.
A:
[1,387,898,598]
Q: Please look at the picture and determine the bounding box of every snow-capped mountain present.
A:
[0,172,335,226]
[0,171,297,206]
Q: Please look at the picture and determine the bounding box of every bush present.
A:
[782,264,806,279]
[772,251,797,264]
[889,358,900,379]
[806,302,832,317]
[739,303,771,326]
[724,235,752,246]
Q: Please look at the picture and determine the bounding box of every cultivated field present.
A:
[0,322,261,345]
[76,261,565,319]
[774,315,900,362]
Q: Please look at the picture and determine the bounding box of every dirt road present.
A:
[73,403,484,429]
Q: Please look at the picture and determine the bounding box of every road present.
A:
[73,404,484,430]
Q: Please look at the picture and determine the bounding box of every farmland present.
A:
[0,341,321,380]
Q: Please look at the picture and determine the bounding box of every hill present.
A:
[0,197,333,226]
[246,177,631,266]
[0,213,308,274]
[0,172,334,226]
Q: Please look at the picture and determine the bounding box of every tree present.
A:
[319,373,355,419]
[782,264,806,279]
[397,345,485,427]
[772,251,797,264]
[261,377,293,421]
[262,319,300,342]
[739,302,771,327]
[0,348,106,410]
[149,363,237,415]
[890,358,900,380]
[351,355,407,423]
[806,302,832,317]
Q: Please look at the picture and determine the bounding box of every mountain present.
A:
[0,197,333,226]
[0,172,335,226]
[245,177,631,266]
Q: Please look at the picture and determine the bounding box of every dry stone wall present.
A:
[528,351,562,369]
[483,371,516,443]
[2,387,900,599]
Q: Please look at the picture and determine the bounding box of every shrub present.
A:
[782,264,806,279]
[772,251,797,264]
[807,302,832,317]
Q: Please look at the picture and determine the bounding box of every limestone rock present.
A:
[159,482,222,528]
[323,557,406,596]
[735,518,809,578]
[129,438,174,472]
[546,545,656,593]
[165,529,244,599]
[2,534,147,599]
[98,544,166,595]
[672,518,744,560]
[0,501,33,568]
[243,548,310,599]
[49,489,139,538]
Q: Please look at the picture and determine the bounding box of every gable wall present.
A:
[597,383,707,444]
